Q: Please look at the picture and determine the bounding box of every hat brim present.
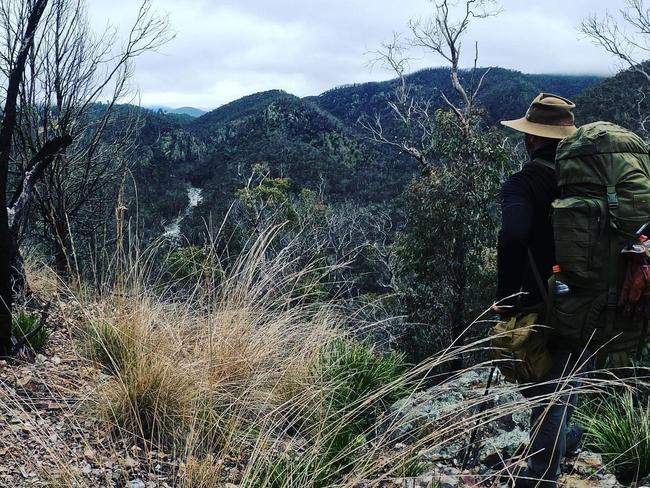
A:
[500,118,577,139]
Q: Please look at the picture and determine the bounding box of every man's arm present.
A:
[496,176,533,309]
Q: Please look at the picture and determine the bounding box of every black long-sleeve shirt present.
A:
[496,145,558,308]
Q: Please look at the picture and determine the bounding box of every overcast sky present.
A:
[87,0,626,110]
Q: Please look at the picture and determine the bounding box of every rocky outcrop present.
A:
[377,371,628,488]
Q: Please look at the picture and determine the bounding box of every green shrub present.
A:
[315,338,410,425]
[577,391,650,484]
[167,246,220,286]
[245,455,317,488]
[12,310,49,353]
[85,322,129,375]
[312,339,411,480]
[398,456,429,478]
[246,340,413,487]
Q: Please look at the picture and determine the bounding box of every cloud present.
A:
[86,0,625,110]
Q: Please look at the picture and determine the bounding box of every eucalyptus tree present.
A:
[364,0,509,365]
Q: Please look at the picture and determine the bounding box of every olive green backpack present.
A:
[551,122,650,355]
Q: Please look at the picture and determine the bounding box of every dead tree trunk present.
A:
[8,135,73,296]
[0,0,50,353]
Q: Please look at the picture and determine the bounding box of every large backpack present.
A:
[551,122,650,355]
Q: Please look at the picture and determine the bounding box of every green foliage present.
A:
[167,246,220,286]
[310,339,409,477]
[248,340,410,487]
[577,392,650,484]
[235,163,297,228]
[245,454,318,488]
[398,456,429,478]
[312,67,601,132]
[397,110,509,364]
[12,310,49,353]
[314,338,410,424]
[85,322,128,375]
[237,177,291,208]
[576,61,650,136]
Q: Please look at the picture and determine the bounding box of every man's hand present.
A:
[491,304,514,317]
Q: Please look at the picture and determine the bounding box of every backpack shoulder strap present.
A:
[531,157,555,173]
[527,248,548,306]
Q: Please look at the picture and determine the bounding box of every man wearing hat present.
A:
[495,93,582,487]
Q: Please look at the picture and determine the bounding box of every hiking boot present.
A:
[566,424,584,456]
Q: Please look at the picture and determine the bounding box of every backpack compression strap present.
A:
[606,185,619,336]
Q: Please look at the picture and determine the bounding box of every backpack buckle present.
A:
[607,186,619,209]
[608,290,618,307]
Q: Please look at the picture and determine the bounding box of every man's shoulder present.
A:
[507,159,554,181]
[502,160,555,196]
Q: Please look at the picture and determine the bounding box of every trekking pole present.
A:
[460,365,497,471]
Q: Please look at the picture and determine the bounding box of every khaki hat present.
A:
[501,93,577,139]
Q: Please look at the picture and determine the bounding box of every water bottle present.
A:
[553,265,570,295]
[555,280,570,295]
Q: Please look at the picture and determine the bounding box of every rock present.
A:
[449,370,483,387]
[575,451,602,467]
[570,451,605,477]
[388,371,530,462]
[437,473,457,487]
[127,480,145,488]
[479,427,528,467]
[600,474,618,486]
[557,476,603,487]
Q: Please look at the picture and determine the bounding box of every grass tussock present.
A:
[12,309,49,353]
[578,391,650,484]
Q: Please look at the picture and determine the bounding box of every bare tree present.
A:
[13,0,172,278]
[362,34,439,168]
[582,0,650,138]
[582,0,650,83]
[364,0,507,366]
[0,0,53,353]
[408,0,499,129]
[0,0,171,352]
[362,0,500,168]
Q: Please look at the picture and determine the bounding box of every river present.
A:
[163,186,204,239]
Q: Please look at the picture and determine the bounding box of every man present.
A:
[495,93,583,487]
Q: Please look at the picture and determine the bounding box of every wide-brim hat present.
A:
[501,93,577,139]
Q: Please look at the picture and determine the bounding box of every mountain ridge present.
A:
[129,66,607,238]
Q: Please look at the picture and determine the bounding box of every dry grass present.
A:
[24,256,60,302]
[11,228,650,487]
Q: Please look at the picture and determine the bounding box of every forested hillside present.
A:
[576,61,650,131]
[129,67,602,241]
[309,67,599,130]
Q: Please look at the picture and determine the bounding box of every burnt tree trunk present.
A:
[8,135,73,296]
[0,0,50,352]
[53,234,70,280]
